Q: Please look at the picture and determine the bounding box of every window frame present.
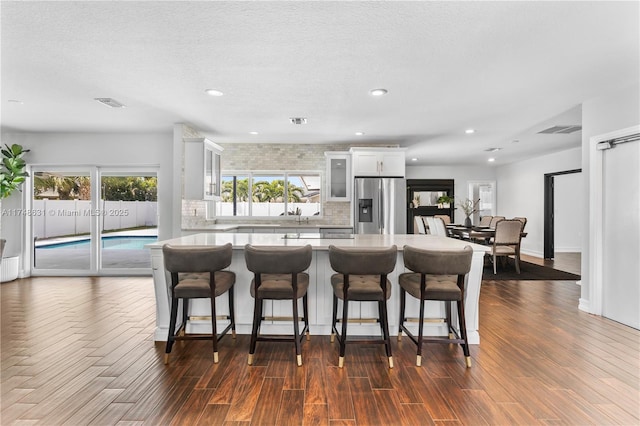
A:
[216,170,323,219]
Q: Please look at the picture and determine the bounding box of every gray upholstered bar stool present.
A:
[244,244,312,367]
[398,245,473,367]
[162,243,236,364]
[328,245,397,369]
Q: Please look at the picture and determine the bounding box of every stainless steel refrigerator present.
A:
[354,177,406,234]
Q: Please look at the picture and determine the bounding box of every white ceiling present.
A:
[2,1,638,166]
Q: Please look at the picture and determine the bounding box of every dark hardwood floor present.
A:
[2,257,638,425]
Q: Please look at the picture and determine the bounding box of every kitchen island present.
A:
[147,233,489,344]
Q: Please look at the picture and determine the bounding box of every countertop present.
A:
[148,232,489,252]
[182,223,353,232]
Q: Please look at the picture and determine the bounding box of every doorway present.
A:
[28,166,158,275]
[543,169,581,259]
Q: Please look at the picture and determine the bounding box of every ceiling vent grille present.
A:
[289,117,308,125]
[94,98,126,108]
[538,125,582,134]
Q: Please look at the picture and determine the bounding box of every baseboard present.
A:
[578,297,590,313]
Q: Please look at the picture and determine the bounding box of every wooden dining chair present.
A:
[479,216,492,227]
[328,245,397,368]
[489,219,524,274]
[398,245,473,367]
[513,217,528,231]
[244,244,312,366]
[163,243,236,364]
[434,214,451,225]
[413,216,427,234]
[488,216,505,228]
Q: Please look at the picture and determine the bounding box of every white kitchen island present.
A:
[147,233,489,344]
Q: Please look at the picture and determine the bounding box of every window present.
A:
[216,171,321,217]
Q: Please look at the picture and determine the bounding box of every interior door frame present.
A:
[543,169,581,259]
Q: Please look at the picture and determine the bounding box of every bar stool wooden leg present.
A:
[292,295,302,366]
[378,300,393,368]
[165,296,179,364]
[248,297,262,365]
[303,294,310,341]
[398,287,406,341]
[210,290,219,363]
[339,299,349,368]
[417,298,425,367]
[331,295,338,343]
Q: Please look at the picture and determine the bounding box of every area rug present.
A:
[482,260,581,281]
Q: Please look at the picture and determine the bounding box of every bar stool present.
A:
[328,245,397,368]
[398,245,473,367]
[163,243,236,364]
[244,244,312,367]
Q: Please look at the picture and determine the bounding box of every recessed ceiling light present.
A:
[8,99,23,104]
[411,158,418,161]
[289,117,307,124]
[488,158,496,162]
[484,147,502,152]
[465,129,475,134]
[205,89,224,96]
[249,131,259,135]
[370,88,388,96]
[355,132,365,136]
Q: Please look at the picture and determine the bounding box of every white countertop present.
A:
[182,223,353,232]
[148,232,489,252]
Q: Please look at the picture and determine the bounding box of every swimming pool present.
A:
[37,236,157,250]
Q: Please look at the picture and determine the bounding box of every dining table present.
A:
[446,224,528,242]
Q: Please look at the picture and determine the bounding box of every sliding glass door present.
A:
[29,166,158,275]
[99,171,158,271]
[32,168,93,271]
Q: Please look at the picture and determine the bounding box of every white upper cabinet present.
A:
[325,152,351,201]
[350,147,406,177]
[184,137,223,200]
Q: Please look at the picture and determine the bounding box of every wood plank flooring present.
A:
[2,260,638,425]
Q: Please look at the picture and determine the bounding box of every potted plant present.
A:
[0,144,30,268]
[437,195,454,209]
[457,198,480,227]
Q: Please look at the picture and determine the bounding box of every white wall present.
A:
[405,165,496,224]
[0,132,174,261]
[581,83,640,309]
[495,147,581,257]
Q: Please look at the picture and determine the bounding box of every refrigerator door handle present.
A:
[379,183,384,233]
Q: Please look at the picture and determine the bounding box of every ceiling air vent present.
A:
[289,117,308,125]
[94,98,126,108]
[538,125,582,134]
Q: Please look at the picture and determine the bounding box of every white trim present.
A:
[588,124,640,316]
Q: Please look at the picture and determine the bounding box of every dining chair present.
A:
[479,216,492,227]
[328,245,397,368]
[488,216,505,228]
[162,243,236,364]
[413,215,427,234]
[434,214,451,225]
[244,244,312,366]
[398,245,473,367]
[431,217,449,237]
[489,219,524,274]
[513,216,528,231]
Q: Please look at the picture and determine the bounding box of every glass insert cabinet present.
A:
[184,137,222,200]
[325,152,351,202]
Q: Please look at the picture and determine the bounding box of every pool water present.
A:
[38,236,157,250]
